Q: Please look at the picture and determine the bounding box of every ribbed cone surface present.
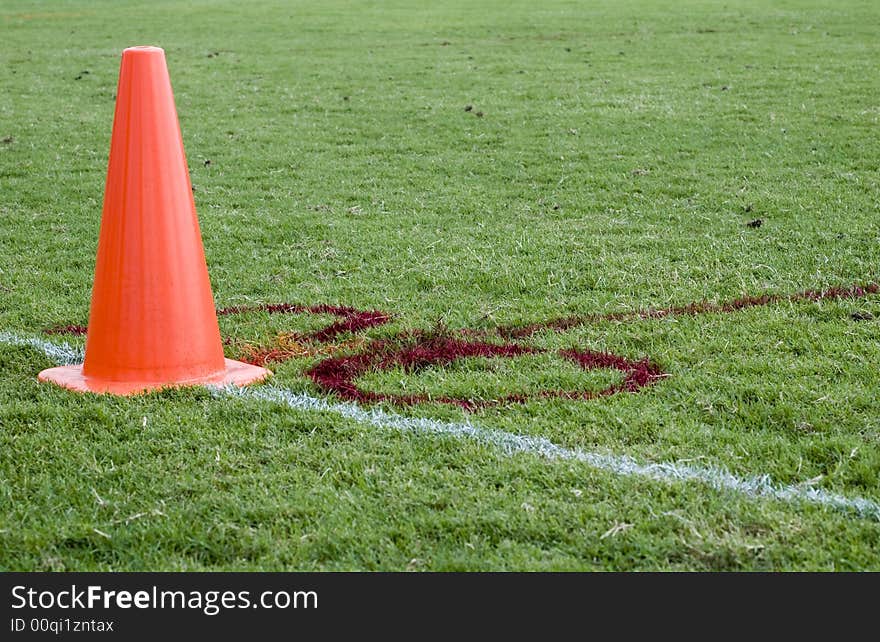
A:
[81,46,226,383]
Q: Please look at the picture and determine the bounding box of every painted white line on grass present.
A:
[0,331,84,365]
[3,330,880,522]
[222,385,880,521]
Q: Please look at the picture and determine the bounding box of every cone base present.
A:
[38,359,271,396]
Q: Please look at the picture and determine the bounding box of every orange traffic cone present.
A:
[39,46,270,395]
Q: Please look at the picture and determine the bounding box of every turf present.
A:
[1,0,879,570]
[357,353,625,403]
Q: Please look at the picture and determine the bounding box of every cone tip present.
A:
[123,45,165,58]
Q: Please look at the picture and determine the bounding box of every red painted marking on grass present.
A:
[41,282,877,409]
[44,324,87,336]
[46,303,393,343]
[501,282,880,338]
[215,302,392,342]
[558,349,666,393]
[306,336,665,410]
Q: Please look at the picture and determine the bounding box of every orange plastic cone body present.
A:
[39,46,270,394]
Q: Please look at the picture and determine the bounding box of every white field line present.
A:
[3,330,880,522]
[0,331,84,365]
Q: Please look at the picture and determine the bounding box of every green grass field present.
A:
[2,0,879,571]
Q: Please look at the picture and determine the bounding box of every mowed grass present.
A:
[357,353,624,403]
[1,0,879,570]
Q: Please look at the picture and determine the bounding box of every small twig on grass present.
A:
[109,508,166,525]
[600,522,634,539]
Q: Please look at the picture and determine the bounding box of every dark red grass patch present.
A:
[215,302,392,342]
[306,336,665,410]
[44,324,87,336]
[501,282,880,338]
[46,303,393,343]
[40,282,878,409]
